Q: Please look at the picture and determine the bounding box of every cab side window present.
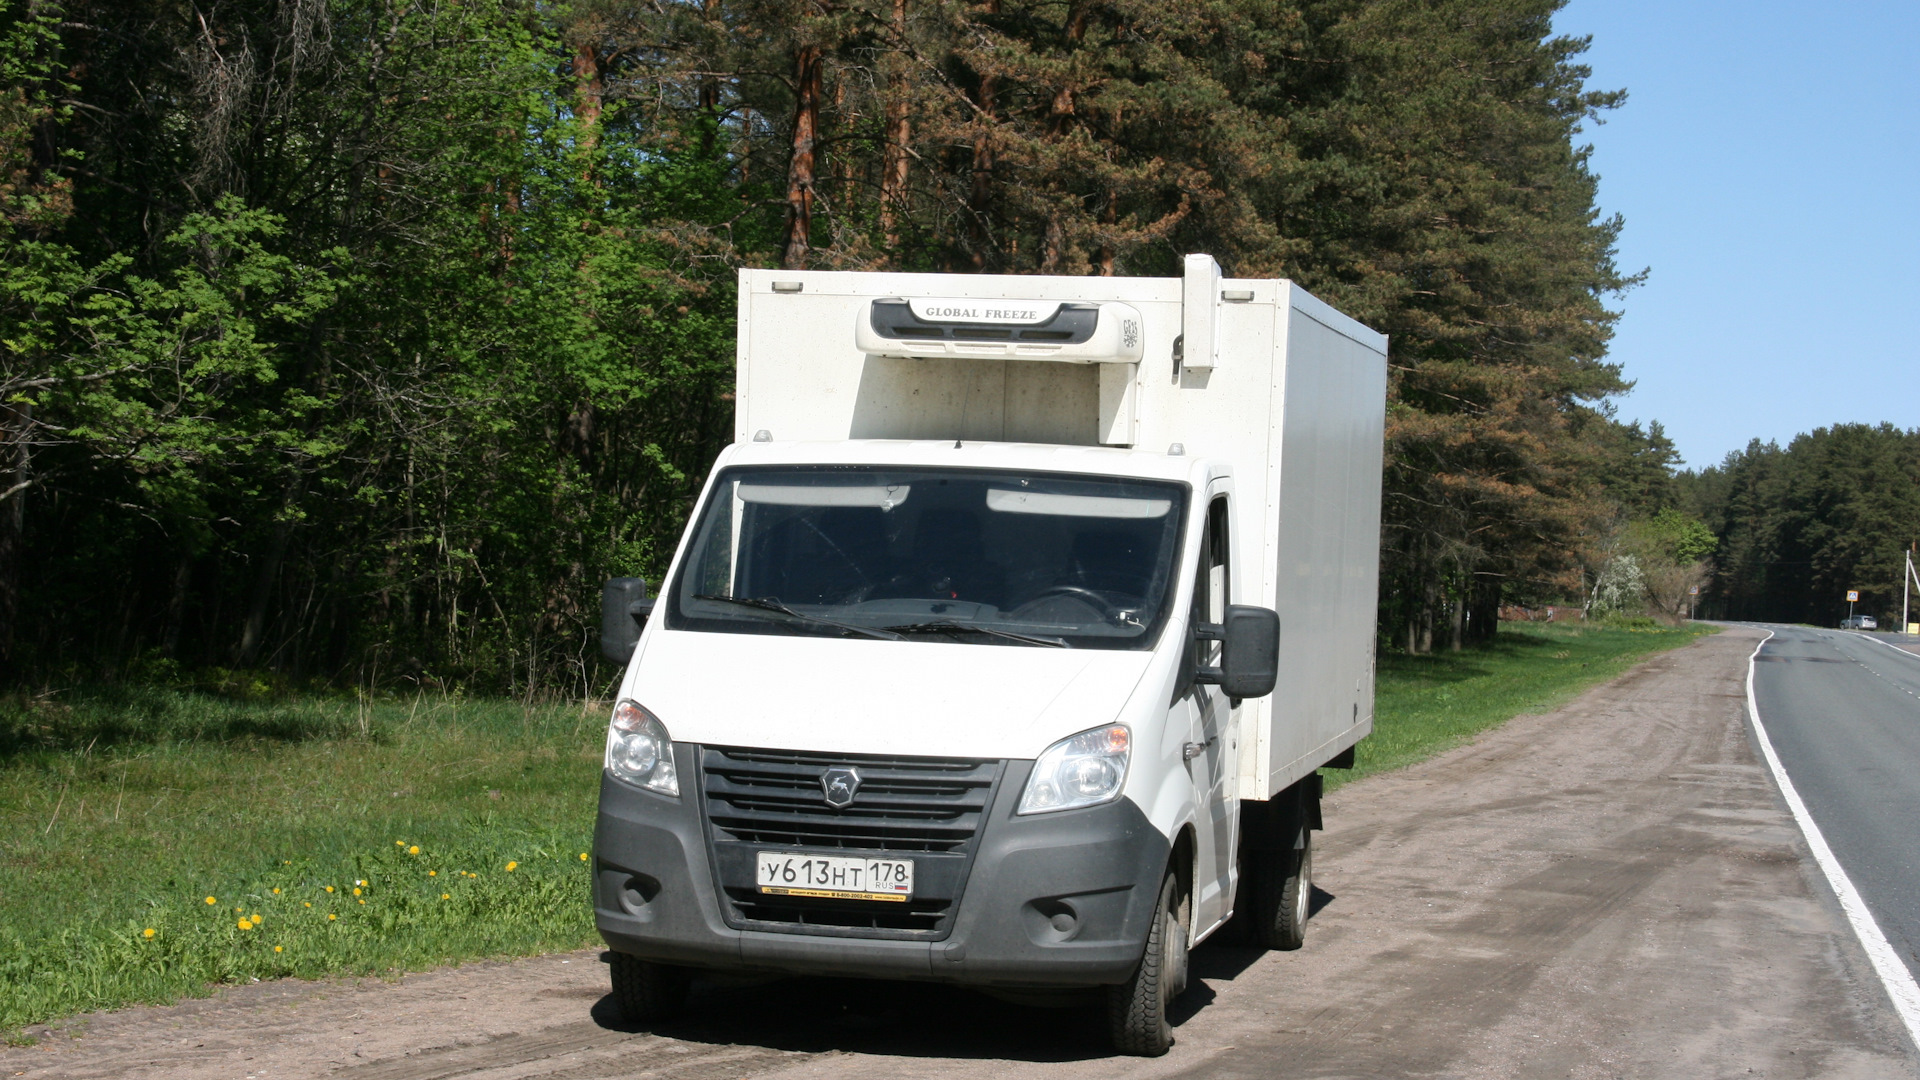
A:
[1191,496,1231,666]
[1207,497,1230,624]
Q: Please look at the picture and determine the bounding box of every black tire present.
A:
[1107,873,1188,1056]
[1254,836,1312,951]
[608,952,691,1025]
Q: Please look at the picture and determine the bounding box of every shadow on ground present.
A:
[586,895,1333,1060]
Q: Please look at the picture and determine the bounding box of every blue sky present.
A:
[1553,0,1920,470]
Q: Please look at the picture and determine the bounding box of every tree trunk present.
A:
[237,519,294,667]
[1038,2,1086,273]
[782,44,824,270]
[571,39,603,185]
[0,401,29,664]
[1097,195,1116,275]
[1041,215,1065,273]
[1468,580,1500,645]
[237,476,305,667]
[879,0,911,253]
[698,0,723,115]
[966,0,999,270]
[164,556,192,658]
[831,77,854,210]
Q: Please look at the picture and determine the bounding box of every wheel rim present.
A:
[1294,848,1312,928]
[1163,918,1177,998]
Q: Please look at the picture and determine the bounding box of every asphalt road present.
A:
[5,627,1917,1078]
[1748,623,1920,986]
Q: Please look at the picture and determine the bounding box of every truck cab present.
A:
[592,258,1386,1055]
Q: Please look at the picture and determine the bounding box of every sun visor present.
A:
[855,297,1144,364]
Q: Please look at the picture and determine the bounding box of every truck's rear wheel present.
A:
[1255,836,1312,951]
[608,952,691,1025]
[1107,872,1188,1056]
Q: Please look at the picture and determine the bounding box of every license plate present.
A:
[755,851,914,902]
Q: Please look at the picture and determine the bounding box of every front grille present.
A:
[702,747,999,853]
[698,746,1004,939]
[725,893,953,933]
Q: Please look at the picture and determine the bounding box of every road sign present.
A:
[1847,590,1860,602]
[1689,585,1700,596]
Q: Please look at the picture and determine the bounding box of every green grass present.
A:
[1,621,1714,1037]
[1336,619,1716,792]
[0,689,607,1038]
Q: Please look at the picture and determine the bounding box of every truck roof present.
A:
[717,438,1214,485]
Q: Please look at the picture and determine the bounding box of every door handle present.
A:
[1183,736,1217,761]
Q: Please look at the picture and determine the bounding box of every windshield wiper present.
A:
[882,620,1069,648]
[692,595,903,641]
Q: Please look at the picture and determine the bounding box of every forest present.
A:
[0,0,1838,696]
[1680,424,1920,628]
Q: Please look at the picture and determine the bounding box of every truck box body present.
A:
[593,257,1386,1050]
[734,265,1387,798]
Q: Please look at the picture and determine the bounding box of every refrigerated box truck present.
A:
[592,255,1386,1055]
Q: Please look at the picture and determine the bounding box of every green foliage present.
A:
[2,0,1666,683]
[1642,508,1718,565]
[4,199,346,513]
[6,0,742,689]
[1680,423,1920,624]
[0,689,604,1034]
[1342,620,1713,790]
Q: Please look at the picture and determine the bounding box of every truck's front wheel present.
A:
[1107,872,1188,1056]
[608,952,691,1025]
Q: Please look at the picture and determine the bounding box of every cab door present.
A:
[1184,490,1239,932]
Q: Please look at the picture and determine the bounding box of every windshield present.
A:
[666,466,1189,649]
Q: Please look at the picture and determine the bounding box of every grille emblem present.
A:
[820,767,861,808]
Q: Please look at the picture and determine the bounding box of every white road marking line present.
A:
[1835,630,1920,698]
[1745,629,1920,1049]
[1842,628,1920,661]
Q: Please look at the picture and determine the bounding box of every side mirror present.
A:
[600,577,655,665]
[1218,604,1279,700]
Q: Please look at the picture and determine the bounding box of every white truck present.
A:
[593,256,1386,1055]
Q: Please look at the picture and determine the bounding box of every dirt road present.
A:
[7,626,1916,1079]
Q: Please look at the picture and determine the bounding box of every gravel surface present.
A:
[6,625,1915,1079]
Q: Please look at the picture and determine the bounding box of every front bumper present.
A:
[592,747,1170,987]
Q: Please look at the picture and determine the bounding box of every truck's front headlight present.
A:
[1018,724,1130,814]
[606,700,679,796]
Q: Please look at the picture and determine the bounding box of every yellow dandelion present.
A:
[356,879,366,886]
[205,896,217,905]
[250,915,262,926]
[579,852,589,861]
[358,899,366,905]
[352,887,362,896]
[428,870,437,877]
[304,902,312,908]
[441,893,450,900]
[325,885,334,893]
[142,928,156,939]
[327,914,337,921]
[235,907,244,914]
[396,840,405,847]
[505,861,518,872]
[272,887,281,895]
[273,945,283,953]
[408,845,420,855]
[237,919,252,931]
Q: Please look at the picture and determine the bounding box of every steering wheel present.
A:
[1010,585,1122,623]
